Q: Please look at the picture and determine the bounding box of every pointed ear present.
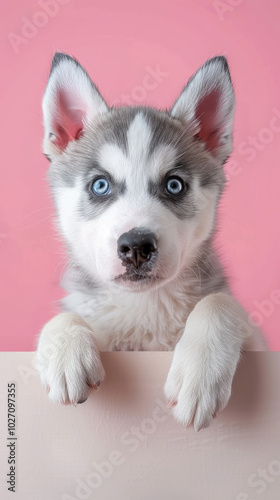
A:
[171,56,235,163]
[42,53,108,159]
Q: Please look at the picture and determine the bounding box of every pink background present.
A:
[0,0,279,351]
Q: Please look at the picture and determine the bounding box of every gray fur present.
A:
[48,106,226,222]
[43,52,232,310]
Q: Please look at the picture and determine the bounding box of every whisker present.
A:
[53,256,69,281]
[18,206,54,223]
[17,214,54,231]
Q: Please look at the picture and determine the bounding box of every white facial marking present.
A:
[55,183,81,244]
[98,115,177,193]
[98,143,128,182]
[148,143,177,181]
[126,112,152,166]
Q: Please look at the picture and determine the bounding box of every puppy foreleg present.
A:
[164,292,265,430]
[36,312,105,405]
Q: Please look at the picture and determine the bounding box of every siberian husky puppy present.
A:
[36,53,266,430]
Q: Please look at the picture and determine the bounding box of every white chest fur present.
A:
[62,277,198,351]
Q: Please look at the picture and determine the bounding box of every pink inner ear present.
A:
[52,89,86,150]
[195,89,221,152]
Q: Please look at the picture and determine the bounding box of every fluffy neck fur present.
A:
[60,240,228,351]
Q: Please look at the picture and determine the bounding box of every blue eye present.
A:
[92,178,111,196]
[166,177,184,195]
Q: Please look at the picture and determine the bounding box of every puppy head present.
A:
[43,53,235,292]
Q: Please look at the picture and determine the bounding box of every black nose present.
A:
[117,228,157,269]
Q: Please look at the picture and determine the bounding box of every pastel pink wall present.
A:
[0,0,279,351]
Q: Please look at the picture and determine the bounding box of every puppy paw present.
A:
[35,313,105,405]
[164,341,234,431]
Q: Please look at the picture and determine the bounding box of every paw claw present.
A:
[167,399,177,409]
[77,397,88,405]
[87,380,101,391]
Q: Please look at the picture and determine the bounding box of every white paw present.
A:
[164,339,235,431]
[164,293,244,431]
[35,314,105,405]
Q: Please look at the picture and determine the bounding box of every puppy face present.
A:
[43,54,235,291]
